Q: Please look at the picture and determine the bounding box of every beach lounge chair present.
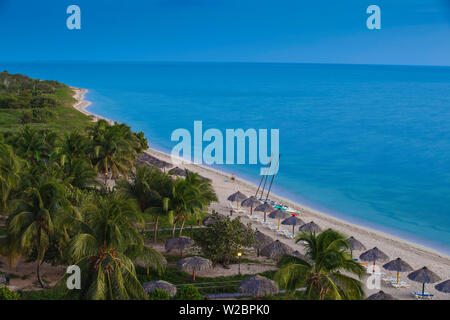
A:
[391,282,410,288]
[411,291,434,300]
[382,277,397,283]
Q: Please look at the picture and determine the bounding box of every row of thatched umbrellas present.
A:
[228,191,325,234]
[229,190,450,299]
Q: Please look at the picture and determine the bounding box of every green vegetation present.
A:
[193,213,256,266]
[0,71,92,134]
[174,285,203,300]
[0,72,218,299]
[274,229,366,300]
[148,287,170,300]
[0,286,20,300]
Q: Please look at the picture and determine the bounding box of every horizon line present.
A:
[1,60,450,68]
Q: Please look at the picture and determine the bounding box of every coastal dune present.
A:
[73,88,450,300]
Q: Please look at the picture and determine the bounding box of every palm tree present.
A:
[13,126,45,162]
[117,166,173,243]
[6,180,72,287]
[173,171,217,236]
[58,131,90,168]
[91,125,135,184]
[0,143,22,216]
[69,194,165,299]
[275,229,366,300]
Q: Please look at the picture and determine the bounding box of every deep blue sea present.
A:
[2,62,450,254]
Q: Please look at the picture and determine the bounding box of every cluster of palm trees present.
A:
[0,120,217,299]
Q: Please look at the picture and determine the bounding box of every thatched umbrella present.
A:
[165,236,194,258]
[254,231,273,257]
[268,209,290,230]
[238,275,279,299]
[202,215,223,226]
[177,256,212,281]
[346,236,366,258]
[407,266,441,296]
[143,280,177,297]
[227,191,247,210]
[260,240,293,261]
[359,247,389,273]
[281,215,305,235]
[168,167,187,177]
[241,196,262,215]
[298,221,322,234]
[383,257,413,285]
[435,280,450,294]
[366,290,397,300]
[255,202,275,223]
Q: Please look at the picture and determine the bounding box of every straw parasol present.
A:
[260,240,293,261]
[227,191,248,210]
[177,256,212,281]
[435,280,450,294]
[202,215,223,226]
[346,236,366,258]
[255,202,275,223]
[142,280,177,297]
[407,266,441,296]
[366,290,397,300]
[241,196,262,215]
[254,231,273,256]
[168,167,187,177]
[281,215,305,235]
[165,236,194,257]
[382,257,413,285]
[298,221,322,233]
[268,209,290,230]
[238,275,279,298]
[359,247,389,273]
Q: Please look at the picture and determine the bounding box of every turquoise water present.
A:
[2,62,450,254]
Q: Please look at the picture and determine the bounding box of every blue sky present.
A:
[0,0,449,65]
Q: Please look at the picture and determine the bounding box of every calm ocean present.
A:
[3,62,450,254]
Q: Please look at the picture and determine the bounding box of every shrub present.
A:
[174,285,203,300]
[148,288,171,300]
[193,213,256,265]
[0,286,21,300]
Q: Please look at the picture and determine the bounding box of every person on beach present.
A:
[231,174,235,182]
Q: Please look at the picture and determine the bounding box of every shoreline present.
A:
[71,87,450,299]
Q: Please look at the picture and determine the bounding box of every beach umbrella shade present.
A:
[254,231,273,256]
[238,275,279,298]
[241,196,262,215]
[168,167,187,177]
[177,256,212,281]
[142,280,177,297]
[165,236,194,257]
[346,236,366,258]
[382,258,413,285]
[407,267,441,296]
[268,209,290,230]
[366,290,397,300]
[435,280,450,294]
[359,247,389,273]
[260,240,294,261]
[255,202,275,223]
[281,215,305,235]
[298,221,322,234]
[227,191,248,210]
[202,215,223,226]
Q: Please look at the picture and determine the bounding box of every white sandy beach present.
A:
[72,88,450,300]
